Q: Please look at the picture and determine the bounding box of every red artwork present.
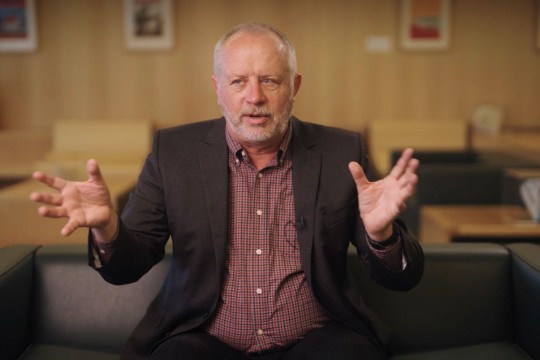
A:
[409,0,442,40]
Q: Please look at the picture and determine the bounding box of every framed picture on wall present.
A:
[0,0,38,53]
[400,0,451,50]
[537,2,540,49]
[123,0,174,51]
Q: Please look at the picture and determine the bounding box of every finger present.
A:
[37,205,68,219]
[348,162,370,189]
[399,172,419,200]
[32,171,68,191]
[398,158,420,186]
[30,191,63,206]
[61,219,80,236]
[389,148,415,179]
[406,157,420,175]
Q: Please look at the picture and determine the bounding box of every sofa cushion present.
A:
[19,344,118,360]
[349,243,513,354]
[31,245,169,354]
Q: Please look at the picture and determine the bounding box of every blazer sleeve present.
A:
[89,130,171,285]
[353,134,425,292]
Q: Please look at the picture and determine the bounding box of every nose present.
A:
[245,79,266,105]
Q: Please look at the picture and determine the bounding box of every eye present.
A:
[261,77,279,89]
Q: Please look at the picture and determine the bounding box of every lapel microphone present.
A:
[293,216,306,230]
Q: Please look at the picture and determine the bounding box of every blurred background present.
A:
[1,0,540,246]
[0,0,539,131]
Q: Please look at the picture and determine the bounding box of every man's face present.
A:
[212,32,301,148]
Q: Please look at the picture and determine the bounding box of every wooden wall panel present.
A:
[0,0,539,132]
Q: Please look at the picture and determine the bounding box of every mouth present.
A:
[242,113,271,124]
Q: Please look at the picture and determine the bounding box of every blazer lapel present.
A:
[198,118,229,274]
[291,118,321,282]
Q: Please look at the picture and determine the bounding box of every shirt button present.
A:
[256,249,262,255]
[256,288,262,294]
[241,150,246,157]
[256,209,262,216]
[258,173,263,178]
[257,329,264,335]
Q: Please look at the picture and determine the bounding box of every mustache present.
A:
[240,107,273,117]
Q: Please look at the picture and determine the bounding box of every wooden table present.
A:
[0,174,137,247]
[420,205,540,243]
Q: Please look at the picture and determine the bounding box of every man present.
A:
[31,22,423,360]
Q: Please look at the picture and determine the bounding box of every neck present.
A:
[241,141,280,170]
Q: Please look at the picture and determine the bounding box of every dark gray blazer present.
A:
[91,117,424,360]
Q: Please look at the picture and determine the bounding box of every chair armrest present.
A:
[0,245,39,360]
[507,243,540,360]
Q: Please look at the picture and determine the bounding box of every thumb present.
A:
[86,159,106,185]
[348,162,369,190]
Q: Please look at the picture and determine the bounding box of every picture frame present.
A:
[537,2,540,49]
[123,0,174,51]
[0,0,38,53]
[400,0,451,51]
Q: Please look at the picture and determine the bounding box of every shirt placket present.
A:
[250,167,271,351]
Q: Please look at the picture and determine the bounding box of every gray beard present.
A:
[219,100,294,144]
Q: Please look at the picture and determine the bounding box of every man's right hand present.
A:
[30,159,118,243]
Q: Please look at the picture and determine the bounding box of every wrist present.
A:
[92,212,119,244]
[366,224,393,242]
[367,225,399,250]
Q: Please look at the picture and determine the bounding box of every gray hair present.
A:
[213,22,297,79]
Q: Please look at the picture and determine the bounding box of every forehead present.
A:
[219,31,288,74]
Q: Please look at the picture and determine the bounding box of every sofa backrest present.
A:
[32,245,170,353]
[28,243,515,355]
[348,242,513,354]
[416,164,503,205]
[390,150,480,167]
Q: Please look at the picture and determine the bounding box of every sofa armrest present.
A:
[507,243,540,360]
[349,243,512,354]
[0,245,39,360]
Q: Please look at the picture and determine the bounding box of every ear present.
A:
[211,75,219,93]
[293,74,302,96]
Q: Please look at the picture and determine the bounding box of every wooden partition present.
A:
[0,129,52,182]
[36,119,153,180]
[0,119,153,247]
[368,119,470,175]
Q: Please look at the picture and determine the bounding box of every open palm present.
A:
[348,148,419,241]
[30,159,114,237]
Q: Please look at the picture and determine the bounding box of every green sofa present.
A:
[1,242,539,359]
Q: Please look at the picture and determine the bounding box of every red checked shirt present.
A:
[204,125,332,354]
